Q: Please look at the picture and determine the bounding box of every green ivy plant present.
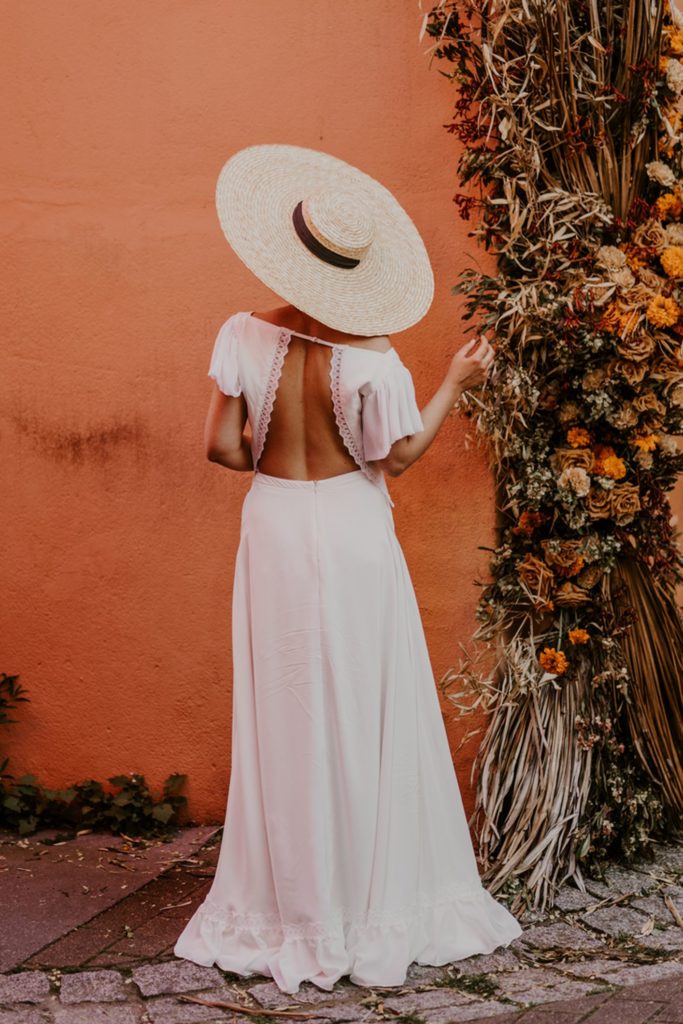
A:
[1,673,187,838]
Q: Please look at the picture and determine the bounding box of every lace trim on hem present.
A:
[253,328,290,468]
[196,882,494,940]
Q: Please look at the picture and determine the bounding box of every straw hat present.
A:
[214,143,434,336]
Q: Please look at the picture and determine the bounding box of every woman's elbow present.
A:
[372,452,408,477]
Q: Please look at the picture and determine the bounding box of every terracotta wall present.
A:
[3,2,682,825]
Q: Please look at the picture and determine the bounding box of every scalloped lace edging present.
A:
[329,347,385,494]
[194,880,497,941]
[253,328,290,467]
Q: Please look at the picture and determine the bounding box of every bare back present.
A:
[252,307,392,480]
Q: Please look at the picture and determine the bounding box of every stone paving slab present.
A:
[25,844,216,970]
[1,829,682,1024]
[0,825,219,972]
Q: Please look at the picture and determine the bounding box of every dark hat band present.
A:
[292,200,360,269]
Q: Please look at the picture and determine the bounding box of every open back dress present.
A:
[173,310,522,993]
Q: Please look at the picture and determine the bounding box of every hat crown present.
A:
[302,189,375,261]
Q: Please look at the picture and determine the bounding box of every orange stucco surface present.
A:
[3,2,682,825]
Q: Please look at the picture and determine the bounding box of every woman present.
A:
[173,144,523,994]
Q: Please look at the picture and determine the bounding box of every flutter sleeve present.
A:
[207,315,242,397]
[361,360,424,462]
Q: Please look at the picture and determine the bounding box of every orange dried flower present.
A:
[567,427,592,447]
[558,555,586,578]
[664,27,683,54]
[511,510,545,537]
[568,628,590,645]
[592,444,623,478]
[661,246,683,278]
[655,193,683,220]
[598,302,621,333]
[539,647,569,675]
[632,434,659,451]
[624,245,646,271]
[647,295,681,327]
[600,455,627,480]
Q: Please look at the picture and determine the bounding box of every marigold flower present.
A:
[664,27,683,55]
[568,628,590,645]
[624,245,646,271]
[661,245,683,278]
[511,510,546,536]
[598,302,621,333]
[647,294,681,327]
[655,192,683,220]
[567,427,592,447]
[600,455,627,480]
[632,434,659,451]
[539,647,569,675]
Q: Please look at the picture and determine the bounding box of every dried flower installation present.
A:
[425,0,683,909]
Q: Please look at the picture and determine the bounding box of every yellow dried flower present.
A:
[655,192,683,220]
[568,628,590,645]
[539,647,569,675]
[632,434,659,451]
[600,455,627,480]
[647,295,681,327]
[661,246,683,278]
[567,427,592,447]
[598,302,621,333]
[664,27,683,54]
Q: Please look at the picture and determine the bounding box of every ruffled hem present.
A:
[173,885,523,995]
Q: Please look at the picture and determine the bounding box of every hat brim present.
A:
[215,143,434,336]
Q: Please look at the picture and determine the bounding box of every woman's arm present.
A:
[205,385,254,471]
[371,334,495,478]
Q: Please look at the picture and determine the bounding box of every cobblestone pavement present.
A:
[1,828,681,1023]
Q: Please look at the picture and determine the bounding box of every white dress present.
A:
[173,311,522,994]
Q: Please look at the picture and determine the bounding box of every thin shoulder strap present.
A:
[286,329,337,349]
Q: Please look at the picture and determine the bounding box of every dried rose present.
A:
[633,219,668,254]
[616,333,656,362]
[550,447,595,473]
[610,483,641,525]
[632,392,667,416]
[612,358,648,385]
[516,554,555,606]
[585,487,613,519]
[635,267,666,292]
[554,582,593,606]
[541,538,585,572]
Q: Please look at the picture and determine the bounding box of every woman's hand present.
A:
[445,334,495,394]
[369,332,497,477]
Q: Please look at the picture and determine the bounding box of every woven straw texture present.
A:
[215,143,434,336]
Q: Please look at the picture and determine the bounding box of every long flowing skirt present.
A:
[174,468,522,993]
